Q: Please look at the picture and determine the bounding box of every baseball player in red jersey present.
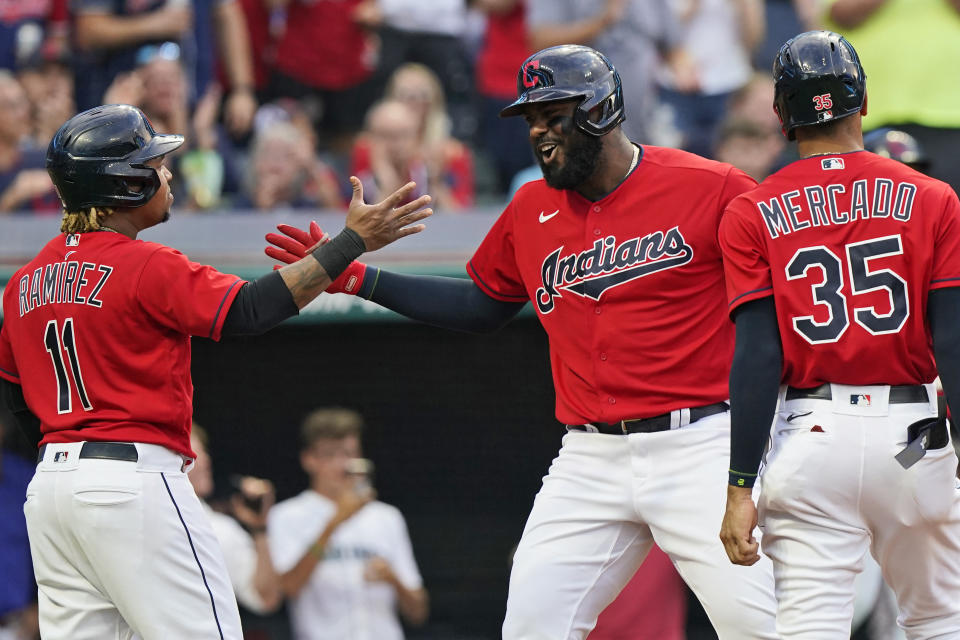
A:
[719,31,960,638]
[266,45,779,639]
[0,104,431,640]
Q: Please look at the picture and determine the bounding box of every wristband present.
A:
[728,469,758,489]
[311,228,366,281]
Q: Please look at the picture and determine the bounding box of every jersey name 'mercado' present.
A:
[536,226,693,314]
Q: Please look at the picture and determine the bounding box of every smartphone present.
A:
[346,458,375,494]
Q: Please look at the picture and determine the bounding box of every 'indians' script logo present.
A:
[535,227,694,314]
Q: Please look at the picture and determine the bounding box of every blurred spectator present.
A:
[352,98,473,212]
[193,0,258,139]
[236,117,342,210]
[658,0,764,158]
[726,71,781,135]
[382,63,474,210]
[0,71,58,213]
[0,0,68,72]
[0,416,38,640]
[713,117,784,181]
[753,0,818,71]
[265,0,380,151]
[588,545,686,640]
[824,0,960,193]
[473,0,533,193]
[16,58,74,148]
[71,0,194,112]
[268,408,428,640]
[104,44,234,210]
[193,0,257,138]
[356,0,476,140]
[527,0,691,144]
[188,424,283,616]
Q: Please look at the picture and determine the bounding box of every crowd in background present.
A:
[2,0,960,638]
[0,0,955,218]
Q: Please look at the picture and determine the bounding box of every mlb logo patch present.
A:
[822,158,845,170]
[65,234,80,247]
[850,394,872,407]
[54,451,69,462]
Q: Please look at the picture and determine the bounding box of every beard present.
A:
[537,129,604,190]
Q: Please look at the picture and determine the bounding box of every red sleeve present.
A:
[930,187,960,291]
[467,201,529,302]
[136,246,245,341]
[718,198,774,316]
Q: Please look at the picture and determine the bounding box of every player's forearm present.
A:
[728,298,783,488]
[363,269,525,333]
[395,585,429,626]
[251,533,283,612]
[278,257,334,309]
[222,271,299,336]
[827,0,888,28]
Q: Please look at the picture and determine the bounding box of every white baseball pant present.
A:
[502,411,778,639]
[760,383,960,639]
[24,442,243,640]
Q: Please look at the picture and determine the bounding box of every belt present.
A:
[569,402,729,435]
[37,441,139,464]
[785,384,928,404]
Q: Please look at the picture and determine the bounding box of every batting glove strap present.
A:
[728,469,758,489]
[311,227,366,282]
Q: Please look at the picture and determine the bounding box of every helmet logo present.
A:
[522,60,550,89]
[812,93,833,111]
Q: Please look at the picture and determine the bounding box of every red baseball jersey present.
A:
[0,232,245,457]
[469,146,756,424]
[720,151,960,388]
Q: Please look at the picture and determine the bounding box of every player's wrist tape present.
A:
[728,469,758,489]
[311,228,366,281]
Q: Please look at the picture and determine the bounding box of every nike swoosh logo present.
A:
[539,209,559,223]
[785,411,813,423]
[65,251,76,259]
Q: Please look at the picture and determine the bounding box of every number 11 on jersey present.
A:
[44,318,93,414]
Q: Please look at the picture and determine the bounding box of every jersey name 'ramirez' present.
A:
[757,178,917,240]
[18,260,114,317]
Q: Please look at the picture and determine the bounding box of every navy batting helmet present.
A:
[499,45,625,137]
[863,128,930,173]
[46,104,184,211]
[773,31,866,141]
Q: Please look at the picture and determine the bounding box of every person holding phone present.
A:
[188,424,283,616]
[267,408,428,640]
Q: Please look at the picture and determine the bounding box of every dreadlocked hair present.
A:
[60,207,115,234]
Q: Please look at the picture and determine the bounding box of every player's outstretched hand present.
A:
[345,176,432,252]
[265,221,369,294]
[719,486,761,566]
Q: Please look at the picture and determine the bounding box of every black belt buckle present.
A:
[895,418,948,469]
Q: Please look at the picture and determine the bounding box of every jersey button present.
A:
[593,206,601,213]
[600,353,607,361]
[593,228,601,236]
[594,306,602,315]
[607,396,616,404]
